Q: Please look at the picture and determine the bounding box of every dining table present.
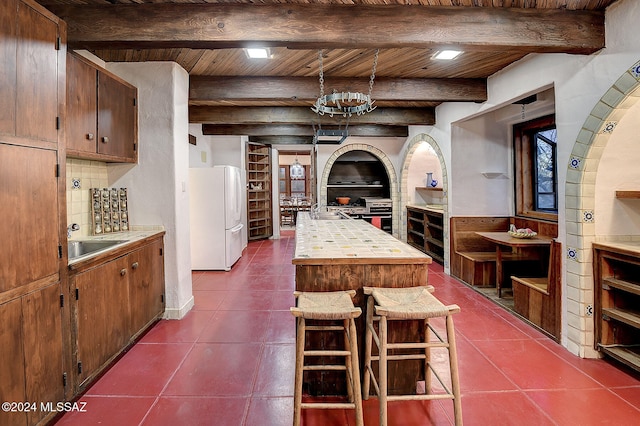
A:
[475,231,553,297]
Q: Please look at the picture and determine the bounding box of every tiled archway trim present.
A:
[320,144,400,238]
[399,134,450,272]
[564,59,640,358]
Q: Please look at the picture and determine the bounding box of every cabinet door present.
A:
[0,298,27,426]
[74,256,130,386]
[0,144,59,293]
[66,53,98,154]
[0,0,18,137]
[97,71,137,161]
[128,239,165,336]
[22,282,64,426]
[16,1,59,143]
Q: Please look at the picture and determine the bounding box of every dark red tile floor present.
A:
[55,231,640,425]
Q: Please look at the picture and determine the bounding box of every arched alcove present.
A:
[564,59,640,358]
[320,144,400,238]
[400,134,449,271]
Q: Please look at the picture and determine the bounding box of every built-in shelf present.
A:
[482,172,507,179]
[247,142,272,240]
[615,190,640,199]
[406,206,444,264]
[415,187,443,191]
[594,242,640,373]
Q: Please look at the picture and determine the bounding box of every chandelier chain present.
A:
[368,49,379,98]
[318,50,325,98]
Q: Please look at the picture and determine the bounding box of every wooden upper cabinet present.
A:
[66,53,98,155]
[97,70,137,161]
[0,0,18,137]
[0,0,60,146]
[0,143,59,293]
[66,52,138,163]
[16,1,59,144]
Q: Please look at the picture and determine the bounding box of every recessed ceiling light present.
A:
[245,48,271,59]
[433,50,463,60]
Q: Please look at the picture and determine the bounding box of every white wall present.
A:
[106,62,194,320]
[595,98,640,235]
[186,127,249,245]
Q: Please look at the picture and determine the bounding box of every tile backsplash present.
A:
[66,159,108,237]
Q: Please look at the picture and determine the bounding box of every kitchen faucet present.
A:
[67,223,80,238]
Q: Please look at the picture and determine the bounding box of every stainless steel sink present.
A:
[68,240,126,259]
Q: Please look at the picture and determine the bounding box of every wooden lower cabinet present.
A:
[0,281,65,426]
[71,237,165,391]
[127,238,165,337]
[73,256,131,388]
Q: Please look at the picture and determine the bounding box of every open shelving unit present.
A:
[246,142,272,240]
[406,206,444,264]
[593,242,640,372]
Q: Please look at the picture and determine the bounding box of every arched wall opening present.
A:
[564,59,640,357]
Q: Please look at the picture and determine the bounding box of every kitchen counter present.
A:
[293,212,431,265]
[293,212,431,396]
[592,240,640,256]
[406,203,444,214]
[68,225,165,271]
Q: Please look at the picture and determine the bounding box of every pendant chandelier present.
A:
[311,49,379,118]
[290,153,305,180]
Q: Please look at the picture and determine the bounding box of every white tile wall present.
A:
[66,159,108,237]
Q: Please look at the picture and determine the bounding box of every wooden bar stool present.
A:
[362,286,463,426]
[290,290,364,426]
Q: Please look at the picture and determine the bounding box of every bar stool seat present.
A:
[363,285,463,426]
[290,290,364,426]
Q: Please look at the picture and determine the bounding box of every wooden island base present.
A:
[293,213,432,396]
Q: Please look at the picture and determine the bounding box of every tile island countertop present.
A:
[293,212,431,265]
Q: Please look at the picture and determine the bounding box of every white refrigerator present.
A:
[189,165,244,271]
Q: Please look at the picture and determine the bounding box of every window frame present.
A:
[278,165,310,199]
[513,114,558,222]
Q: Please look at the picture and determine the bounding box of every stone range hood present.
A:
[326,150,391,205]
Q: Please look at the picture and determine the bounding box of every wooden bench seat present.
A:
[450,217,511,286]
[511,276,549,295]
[511,240,561,339]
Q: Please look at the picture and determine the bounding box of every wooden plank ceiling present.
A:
[36,0,618,143]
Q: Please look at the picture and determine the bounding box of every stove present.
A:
[326,197,392,216]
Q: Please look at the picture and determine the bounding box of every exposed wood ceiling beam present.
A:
[246,136,323,145]
[189,77,487,104]
[50,4,604,54]
[202,124,408,138]
[189,106,435,126]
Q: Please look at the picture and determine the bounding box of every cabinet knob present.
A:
[87,133,94,140]
[131,262,139,270]
[102,136,109,143]
[120,268,127,276]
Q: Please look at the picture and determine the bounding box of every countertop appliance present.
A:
[189,165,244,271]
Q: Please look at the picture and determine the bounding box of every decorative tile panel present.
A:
[567,246,579,262]
[569,156,582,170]
[582,210,594,223]
[601,121,617,134]
[630,60,640,79]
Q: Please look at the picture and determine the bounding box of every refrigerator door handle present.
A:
[230,223,243,233]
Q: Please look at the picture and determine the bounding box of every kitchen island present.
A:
[293,212,432,396]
